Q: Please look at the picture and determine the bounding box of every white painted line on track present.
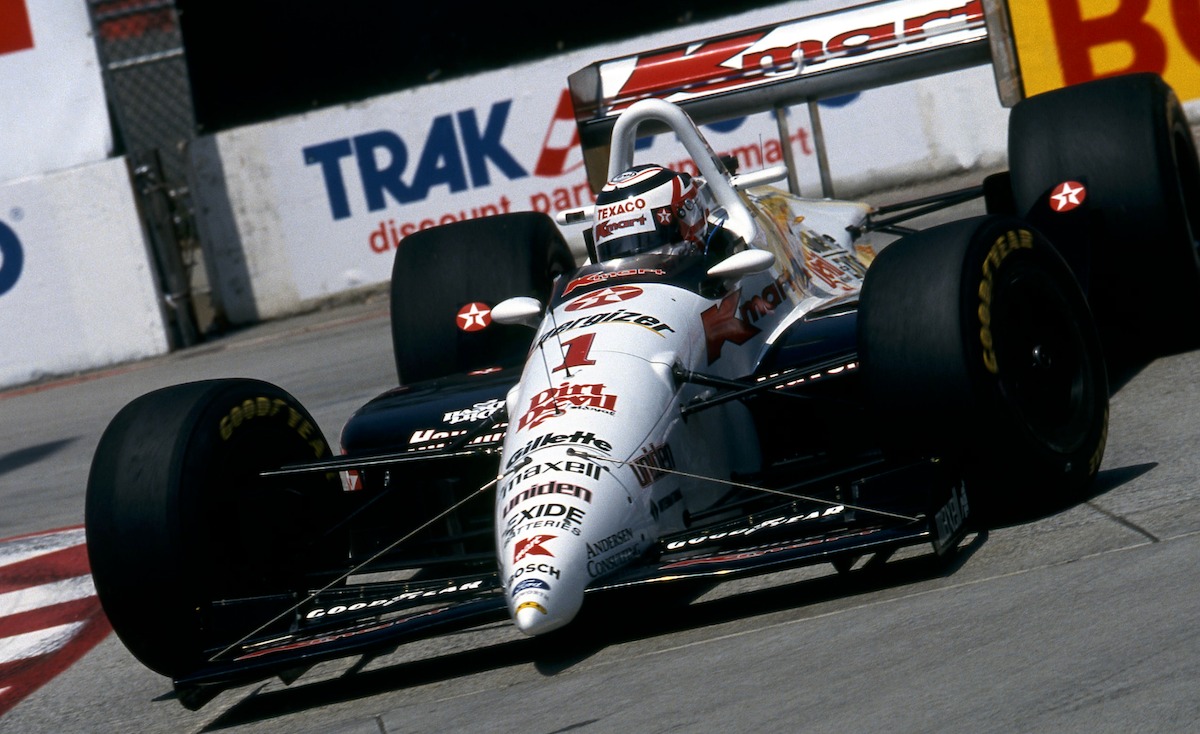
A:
[0,528,87,569]
[0,621,86,664]
[0,575,96,616]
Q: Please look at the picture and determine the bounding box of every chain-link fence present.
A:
[87,0,204,345]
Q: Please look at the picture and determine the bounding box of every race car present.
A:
[84,8,1199,710]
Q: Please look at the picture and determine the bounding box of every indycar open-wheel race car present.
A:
[85,15,1199,708]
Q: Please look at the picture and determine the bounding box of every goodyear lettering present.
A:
[304,101,528,221]
[505,431,613,469]
[586,528,634,558]
[664,505,845,550]
[304,580,485,619]
[978,230,1033,374]
[217,397,323,455]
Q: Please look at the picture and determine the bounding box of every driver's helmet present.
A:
[592,164,708,261]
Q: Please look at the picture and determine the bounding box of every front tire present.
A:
[86,379,340,678]
[859,217,1109,516]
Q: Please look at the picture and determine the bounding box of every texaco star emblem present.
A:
[565,285,643,312]
[1050,181,1086,212]
[456,302,492,331]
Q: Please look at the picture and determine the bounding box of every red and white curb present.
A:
[0,526,111,717]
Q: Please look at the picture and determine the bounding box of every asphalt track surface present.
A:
[4,208,1200,732]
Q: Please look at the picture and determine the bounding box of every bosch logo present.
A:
[0,221,24,297]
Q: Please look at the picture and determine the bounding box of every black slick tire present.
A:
[859,216,1109,518]
[85,379,339,678]
[389,212,575,384]
[1008,72,1200,354]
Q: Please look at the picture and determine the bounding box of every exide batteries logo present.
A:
[0,220,24,297]
[304,100,529,221]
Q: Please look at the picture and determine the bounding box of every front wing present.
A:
[173,457,970,708]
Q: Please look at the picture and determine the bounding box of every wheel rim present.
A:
[988,262,1096,455]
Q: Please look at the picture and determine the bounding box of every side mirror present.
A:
[491,296,543,328]
[706,249,776,280]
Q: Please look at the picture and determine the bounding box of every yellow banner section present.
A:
[1009,0,1200,102]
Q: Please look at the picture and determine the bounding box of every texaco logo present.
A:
[565,286,643,312]
[1050,181,1086,212]
[456,302,492,332]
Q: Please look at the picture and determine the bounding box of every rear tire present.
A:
[389,212,575,384]
[859,217,1109,517]
[86,379,340,677]
[1008,73,1200,354]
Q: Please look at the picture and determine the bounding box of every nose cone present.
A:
[513,592,582,636]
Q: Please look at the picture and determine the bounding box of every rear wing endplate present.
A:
[569,0,1022,194]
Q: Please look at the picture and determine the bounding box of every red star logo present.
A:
[456,302,492,332]
[565,285,642,311]
[701,289,760,365]
[1050,181,1086,212]
[513,534,556,563]
[654,206,674,226]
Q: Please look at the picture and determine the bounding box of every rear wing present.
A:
[569,0,1022,194]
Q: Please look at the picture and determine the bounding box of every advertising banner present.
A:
[0,158,168,389]
[192,1,1009,323]
[0,0,112,183]
[1008,0,1200,103]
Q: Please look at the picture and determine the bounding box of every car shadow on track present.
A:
[981,462,1158,530]
[0,437,78,478]
[200,535,987,730]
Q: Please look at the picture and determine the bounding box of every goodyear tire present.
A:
[1009,73,1200,353]
[859,217,1109,516]
[390,212,576,384]
[86,379,340,678]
